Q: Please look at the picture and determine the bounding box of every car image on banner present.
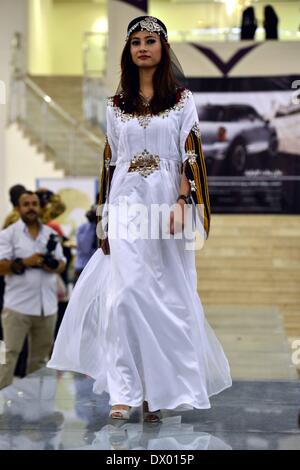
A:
[197,103,279,176]
[191,89,300,213]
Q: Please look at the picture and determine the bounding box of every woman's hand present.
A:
[169,200,186,235]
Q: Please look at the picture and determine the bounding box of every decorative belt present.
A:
[128,149,160,178]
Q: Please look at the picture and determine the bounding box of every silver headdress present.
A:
[126,16,168,42]
[115,16,187,95]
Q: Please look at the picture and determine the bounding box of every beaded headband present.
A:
[126,16,168,42]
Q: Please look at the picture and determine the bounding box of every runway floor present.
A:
[0,367,299,450]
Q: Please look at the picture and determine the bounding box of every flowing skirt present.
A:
[47,158,232,411]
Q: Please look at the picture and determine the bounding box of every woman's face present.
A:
[130,31,162,69]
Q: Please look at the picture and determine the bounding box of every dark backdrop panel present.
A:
[187,75,300,214]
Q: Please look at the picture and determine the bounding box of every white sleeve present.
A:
[54,239,67,264]
[0,228,13,260]
[179,90,199,164]
[97,100,119,246]
[98,102,117,207]
[106,101,118,165]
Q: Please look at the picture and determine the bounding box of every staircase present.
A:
[28,75,105,140]
[29,75,84,123]
[196,214,300,380]
[11,75,105,177]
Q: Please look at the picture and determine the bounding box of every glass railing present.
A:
[9,76,104,177]
[83,32,108,127]
[168,27,300,42]
[83,32,107,78]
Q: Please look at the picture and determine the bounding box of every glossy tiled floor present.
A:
[0,368,299,450]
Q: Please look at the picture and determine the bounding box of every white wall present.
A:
[28,0,108,75]
[28,0,53,75]
[0,0,28,226]
[4,123,64,202]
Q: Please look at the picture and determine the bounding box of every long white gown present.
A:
[47,88,232,411]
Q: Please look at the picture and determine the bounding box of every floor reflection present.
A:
[76,417,232,450]
[0,368,299,450]
[0,374,64,450]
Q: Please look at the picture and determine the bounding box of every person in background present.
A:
[240,6,257,40]
[0,191,66,389]
[36,188,71,286]
[1,184,27,377]
[263,5,279,40]
[2,184,27,230]
[36,188,66,237]
[36,188,72,338]
[73,203,98,285]
[1,187,69,374]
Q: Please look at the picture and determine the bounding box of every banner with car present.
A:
[173,41,300,214]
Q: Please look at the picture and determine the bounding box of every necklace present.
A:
[139,92,153,108]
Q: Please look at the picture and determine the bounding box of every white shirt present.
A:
[0,219,66,316]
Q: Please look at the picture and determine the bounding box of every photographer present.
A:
[0,191,66,389]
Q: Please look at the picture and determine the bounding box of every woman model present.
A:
[48,16,232,423]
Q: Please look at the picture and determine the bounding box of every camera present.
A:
[43,234,59,270]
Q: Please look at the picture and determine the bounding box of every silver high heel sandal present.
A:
[143,401,161,423]
[143,410,161,423]
[109,406,132,420]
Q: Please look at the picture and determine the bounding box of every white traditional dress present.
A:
[47,88,232,411]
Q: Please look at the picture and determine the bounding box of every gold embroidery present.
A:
[128,149,160,178]
[98,136,112,207]
[186,150,197,164]
[191,122,202,139]
[184,127,211,237]
[136,114,152,129]
[188,179,197,192]
[108,89,191,129]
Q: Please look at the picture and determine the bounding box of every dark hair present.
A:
[17,190,39,206]
[9,184,26,207]
[86,205,97,224]
[36,188,54,208]
[120,35,179,115]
